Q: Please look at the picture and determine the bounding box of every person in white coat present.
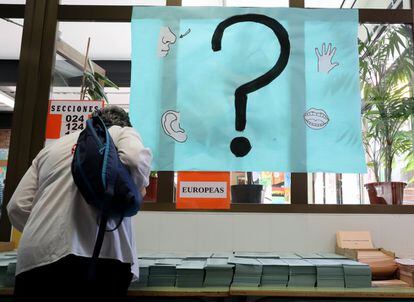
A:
[7,106,152,301]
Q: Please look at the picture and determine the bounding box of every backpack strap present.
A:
[88,208,109,281]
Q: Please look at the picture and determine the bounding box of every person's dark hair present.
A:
[92,106,132,128]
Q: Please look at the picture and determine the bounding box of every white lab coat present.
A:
[7,126,152,279]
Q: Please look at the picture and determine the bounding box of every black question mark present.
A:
[212,14,290,157]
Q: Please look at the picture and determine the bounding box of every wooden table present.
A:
[230,286,414,299]
[2,286,414,300]
[128,286,229,297]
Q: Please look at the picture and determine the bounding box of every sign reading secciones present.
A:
[176,172,230,209]
[45,100,105,143]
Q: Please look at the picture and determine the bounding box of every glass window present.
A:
[0,1,25,3]
[310,24,414,205]
[0,18,23,209]
[182,0,288,6]
[60,0,166,5]
[306,0,411,9]
[54,21,158,201]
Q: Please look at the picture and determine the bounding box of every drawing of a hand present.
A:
[315,43,339,74]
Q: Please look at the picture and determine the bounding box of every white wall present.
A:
[133,212,414,257]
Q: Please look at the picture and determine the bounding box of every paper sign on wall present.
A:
[176,172,231,209]
[130,7,366,173]
[45,100,104,143]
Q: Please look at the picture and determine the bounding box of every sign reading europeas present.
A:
[130,7,366,173]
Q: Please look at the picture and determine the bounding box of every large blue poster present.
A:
[130,7,366,173]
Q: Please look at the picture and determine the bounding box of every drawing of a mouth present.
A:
[304,108,329,130]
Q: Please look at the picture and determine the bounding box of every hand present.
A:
[315,43,339,74]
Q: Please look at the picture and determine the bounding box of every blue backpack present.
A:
[71,115,142,271]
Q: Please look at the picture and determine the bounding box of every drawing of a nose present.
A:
[158,27,177,57]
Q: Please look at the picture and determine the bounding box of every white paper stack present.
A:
[176,260,206,287]
[204,258,234,287]
[257,258,289,287]
[228,257,262,287]
[285,259,317,287]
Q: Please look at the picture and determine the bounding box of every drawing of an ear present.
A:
[161,110,187,143]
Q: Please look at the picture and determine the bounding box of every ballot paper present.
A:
[0,252,17,287]
[211,252,234,259]
[317,252,348,259]
[234,251,280,258]
[228,257,263,287]
[184,252,213,260]
[130,259,157,288]
[258,258,289,287]
[176,260,206,287]
[339,259,372,288]
[284,259,317,287]
[295,252,324,259]
[204,258,234,287]
[275,252,302,259]
[307,259,345,288]
[148,258,182,286]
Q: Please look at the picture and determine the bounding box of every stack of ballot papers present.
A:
[257,258,289,287]
[317,252,348,259]
[130,259,156,288]
[211,252,234,259]
[228,257,262,287]
[141,252,184,259]
[340,259,372,288]
[295,252,324,259]
[148,258,182,286]
[372,279,410,288]
[234,251,279,258]
[204,258,234,287]
[0,252,17,287]
[175,260,206,287]
[395,259,414,286]
[285,259,317,287]
[276,252,302,259]
[184,253,212,260]
[307,259,345,288]
[357,250,397,280]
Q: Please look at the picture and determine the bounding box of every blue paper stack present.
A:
[176,260,206,287]
[258,258,289,287]
[285,259,317,287]
[228,257,262,287]
[204,258,234,287]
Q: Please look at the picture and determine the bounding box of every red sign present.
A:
[176,172,231,209]
[46,100,105,142]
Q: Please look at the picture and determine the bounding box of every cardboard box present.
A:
[336,231,374,249]
[335,231,397,280]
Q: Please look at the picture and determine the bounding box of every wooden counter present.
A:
[230,286,414,299]
[2,285,414,299]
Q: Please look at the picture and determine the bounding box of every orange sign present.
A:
[46,100,105,142]
[176,172,231,209]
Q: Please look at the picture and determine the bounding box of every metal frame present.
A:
[1,0,414,243]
